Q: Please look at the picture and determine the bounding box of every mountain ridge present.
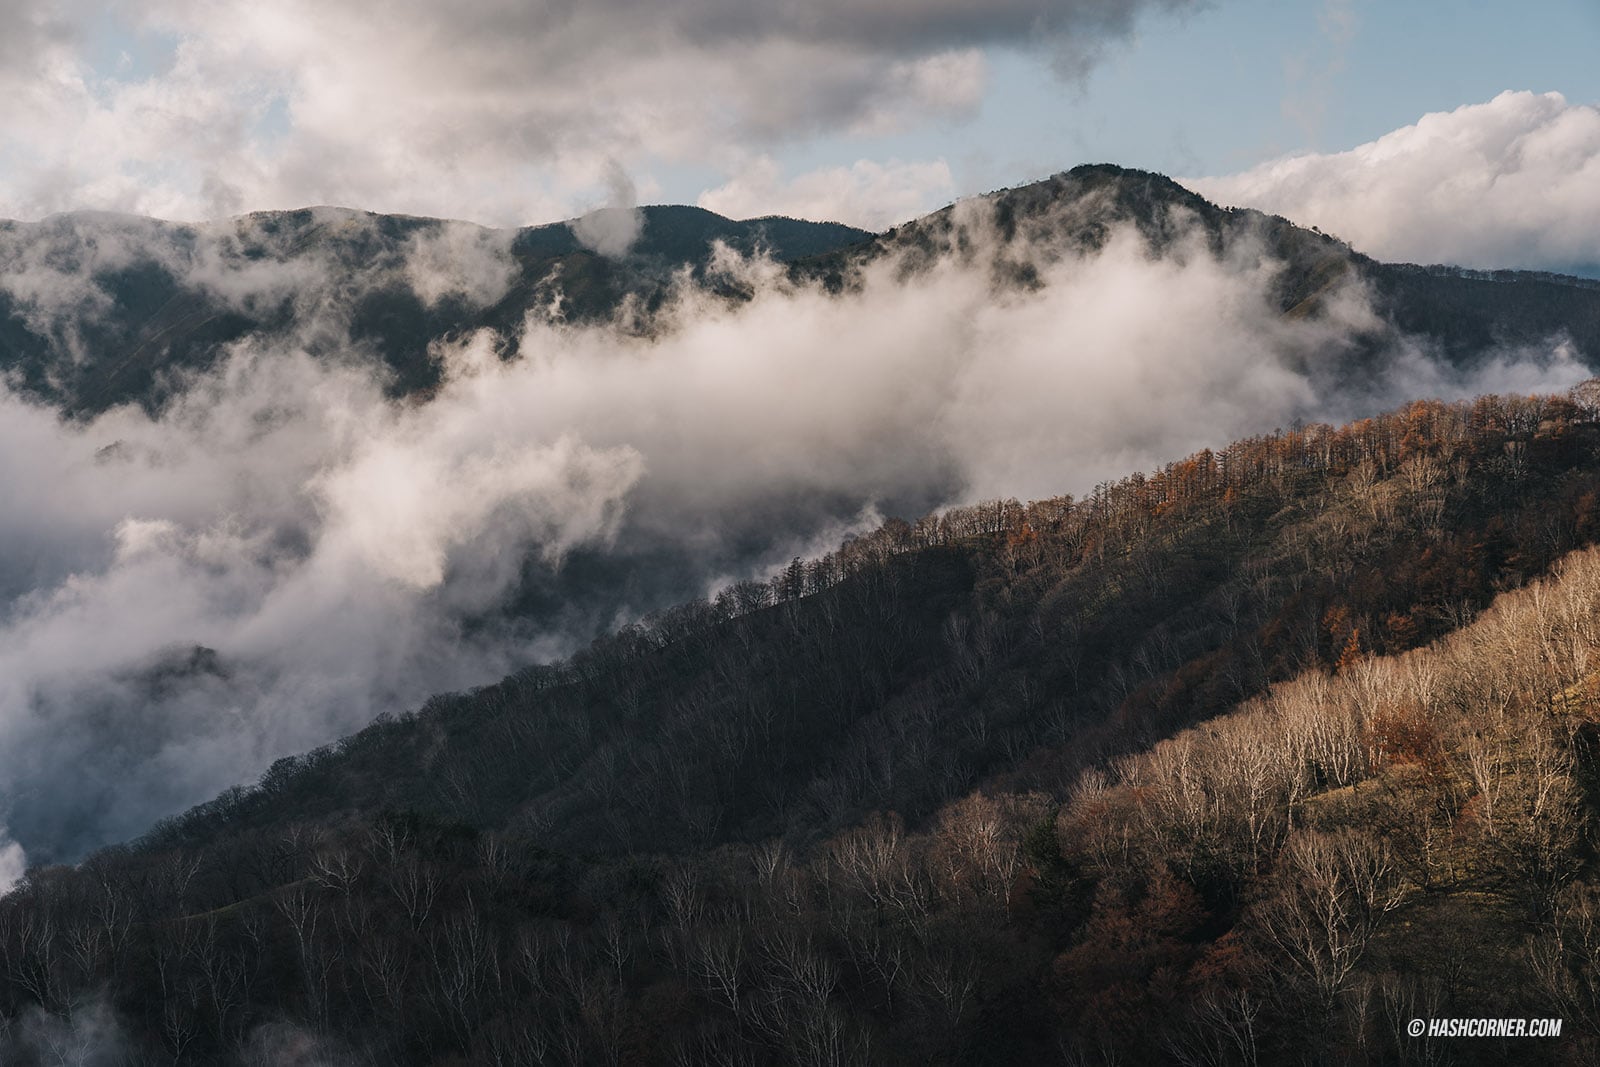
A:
[800,164,1600,367]
[0,202,872,415]
[4,164,1599,419]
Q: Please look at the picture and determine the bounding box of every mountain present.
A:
[798,164,1600,371]
[5,387,1600,1063]
[0,205,870,415]
[4,166,1599,419]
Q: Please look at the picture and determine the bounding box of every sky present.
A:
[1,0,1597,272]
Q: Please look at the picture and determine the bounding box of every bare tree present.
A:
[1251,829,1406,1015]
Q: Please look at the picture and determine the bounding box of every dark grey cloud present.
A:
[465,0,1195,64]
[0,0,78,74]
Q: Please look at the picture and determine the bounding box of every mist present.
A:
[0,196,1589,884]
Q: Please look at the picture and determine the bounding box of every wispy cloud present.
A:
[1280,0,1362,146]
[572,161,644,257]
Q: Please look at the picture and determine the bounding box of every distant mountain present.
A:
[3,166,1598,418]
[0,205,870,415]
[798,164,1600,372]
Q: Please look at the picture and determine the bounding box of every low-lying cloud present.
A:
[402,221,518,308]
[0,829,23,897]
[4,998,124,1067]
[0,196,1589,879]
[1189,91,1600,275]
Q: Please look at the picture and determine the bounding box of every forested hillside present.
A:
[5,387,1600,1064]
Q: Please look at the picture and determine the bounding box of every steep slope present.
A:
[144,393,1600,859]
[5,387,1600,1064]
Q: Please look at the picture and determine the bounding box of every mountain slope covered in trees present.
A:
[6,388,1600,1064]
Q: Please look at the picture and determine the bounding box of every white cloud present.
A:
[402,222,517,308]
[0,0,1201,225]
[699,157,956,229]
[572,162,644,257]
[1189,91,1600,273]
[0,828,24,897]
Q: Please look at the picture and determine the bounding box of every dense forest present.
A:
[5,385,1600,1064]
